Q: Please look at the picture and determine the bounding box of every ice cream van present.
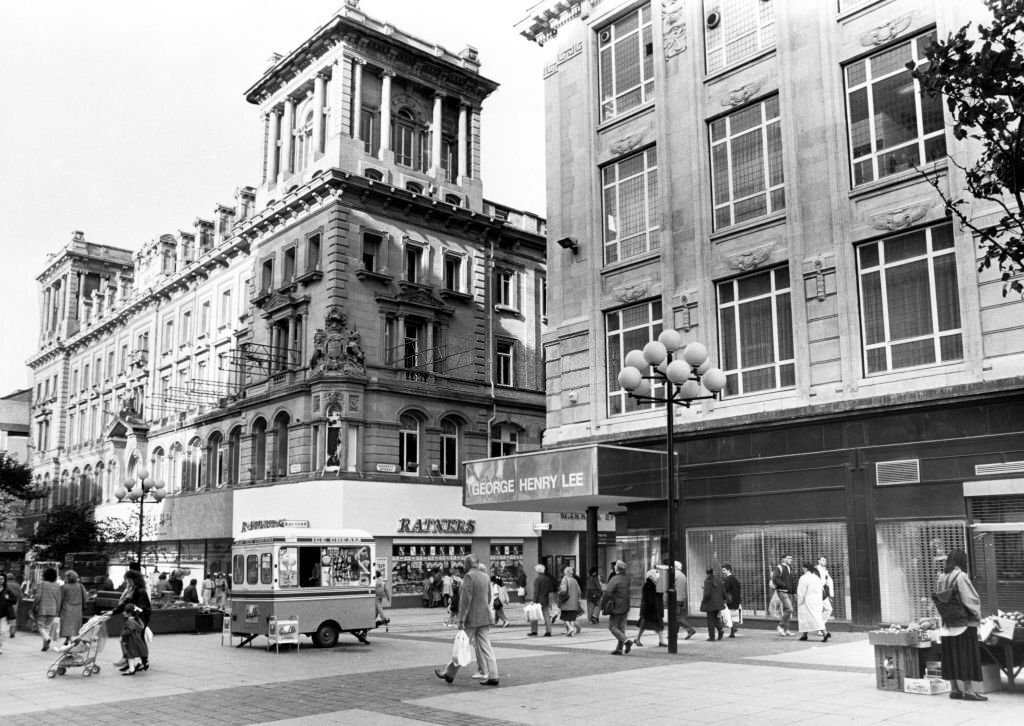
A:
[228,528,377,648]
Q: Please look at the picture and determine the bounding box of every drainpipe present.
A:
[486,237,496,445]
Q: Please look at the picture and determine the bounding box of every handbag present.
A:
[557,589,569,605]
[932,573,970,627]
[451,630,475,667]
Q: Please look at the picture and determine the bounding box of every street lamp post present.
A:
[113,467,166,568]
[616,329,726,653]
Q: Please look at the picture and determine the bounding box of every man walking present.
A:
[601,560,633,655]
[434,554,499,686]
[771,554,797,636]
[721,564,742,637]
[528,563,557,637]
[673,561,698,640]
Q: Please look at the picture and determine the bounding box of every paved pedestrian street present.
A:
[0,607,1018,725]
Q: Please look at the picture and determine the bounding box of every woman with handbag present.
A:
[111,569,152,674]
[557,566,582,636]
[934,548,986,701]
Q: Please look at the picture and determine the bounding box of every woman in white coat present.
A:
[796,562,829,642]
[817,555,835,628]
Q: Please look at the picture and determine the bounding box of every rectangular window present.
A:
[857,222,962,374]
[717,266,794,396]
[83,364,90,390]
[539,275,548,320]
[71,369,79,393]
[219,290,232,327]
[163,319,174,353]
[400,427,419,474]
[119,344,128,373]
[495,269,516,308]
[68,412,76,447]
[199,301,211,337]
[710,96,784,229]
[704,0,776,74]
[405,244,423,283]
[360,108,380,156]
[605,299,664,415]
[602,147,660,264]
[598,5,655,122]
[363,232,383,272]
[490,426,518,457]
[444,254,463,292]
[306,233,321,272]
[93,357,101,385]
[496,339,515,387]
[180,310,192,346]
[845,31,946,186]
[261,259,274,294]
[440,423,458,477]
[106,350,115,379]
[283,246,296,282]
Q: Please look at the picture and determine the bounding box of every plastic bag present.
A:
[768,592,783,619]
[719,607,733,629]
[144,626,154,644]
[523,602,542,622]
[451,629,475,667]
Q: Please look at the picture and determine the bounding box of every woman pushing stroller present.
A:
[110,569,151,675]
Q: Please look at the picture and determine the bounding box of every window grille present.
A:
[875,519,965,623]
[686,522,848,619]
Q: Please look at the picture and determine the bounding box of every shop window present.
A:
[687,523,849,620]
[876,519,966,623]
[390,542,472,596]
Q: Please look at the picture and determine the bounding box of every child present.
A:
[119,604,149,676]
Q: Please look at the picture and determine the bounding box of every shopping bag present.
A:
[451,629,475,667]
[719,607,732,629]
[523,602,542,622]
[768,592,783,619]
[144,626,154,644]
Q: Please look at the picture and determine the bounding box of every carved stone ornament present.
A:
[727,245,773,272]
[662,0,687,58]
[309,306,366,375]
[859,13,913,47]
[867,203,930,231]
[722,80,764,108]
[613,281,651,303]
[610,132,647,156]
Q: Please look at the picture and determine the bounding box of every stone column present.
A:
[313,72,327,156]
[267,107,281,182]
[351,58,364,141]
[431,93,444,179]
[469,106,481,179]
[280,98,295,180]
[457,103,468,184]
[42,286,51,334]
[287,317,296,369]
[379,72,393,160]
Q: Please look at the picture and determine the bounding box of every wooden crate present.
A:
[868,630,930,647]
[875,645,926,691]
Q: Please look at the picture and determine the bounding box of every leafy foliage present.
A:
[28,504,105,562]
[909,0,1024,294]
[0,452,44,500]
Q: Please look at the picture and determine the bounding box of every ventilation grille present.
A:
[875,459,920,486]
[975,461,1024,477]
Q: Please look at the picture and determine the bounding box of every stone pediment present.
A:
[377,281,454,314]
[105,414,150,446]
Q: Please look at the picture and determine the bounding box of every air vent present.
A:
[875,459,920,486]
[599,30,611,43]
[706,10,721,29]
[975,461,1024,477]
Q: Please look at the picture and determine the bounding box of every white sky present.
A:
[0,0,547,394]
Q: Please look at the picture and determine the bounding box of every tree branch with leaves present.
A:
[909,0,1024,294]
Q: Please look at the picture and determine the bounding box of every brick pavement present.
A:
[0,607,1018,725]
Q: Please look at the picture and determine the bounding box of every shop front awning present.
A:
[462,444,665,513]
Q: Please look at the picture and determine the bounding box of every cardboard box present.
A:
[903,677,950,695]
[981,664,1004,693]
[868,631,931,647]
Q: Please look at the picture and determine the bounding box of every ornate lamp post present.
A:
[113,467,166,568]
[616,329,726,653]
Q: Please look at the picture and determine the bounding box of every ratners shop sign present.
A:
[397,518,476,535]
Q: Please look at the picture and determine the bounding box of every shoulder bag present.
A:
[931,573,970,627]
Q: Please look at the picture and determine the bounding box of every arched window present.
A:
[296,109,314,171]
[252,418,267,481]
[58,470,69,506]
[106,460,118,502]
[81,465,93,504]
[227,426,242,486]
[274,412,290,478]
[167,444,181,494]
[70,468,81,505]
[439,417,460,478]
[185,438,203,492]
[405,181,424,194]
[364,167,384,181]
[94,462,105,503]
[399,413,421,474]
[207,431,224,488]
[150,447,165,493]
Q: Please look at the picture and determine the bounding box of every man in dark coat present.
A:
[721,564,742,638]
[434,554,499,686]
[770,554,797,636]
[600,560,632,655]
[700,569,726,641]
[528,563,557,637]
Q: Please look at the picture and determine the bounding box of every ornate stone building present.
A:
[25,3,547,594]
[515,0,1024,625]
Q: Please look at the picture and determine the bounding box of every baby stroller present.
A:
[47,613,110,678]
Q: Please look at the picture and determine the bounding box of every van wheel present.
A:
[312,622,339,648]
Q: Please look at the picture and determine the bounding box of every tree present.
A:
[28,504,105,562]
[0,452,47,538]
[910,0,1024,293]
